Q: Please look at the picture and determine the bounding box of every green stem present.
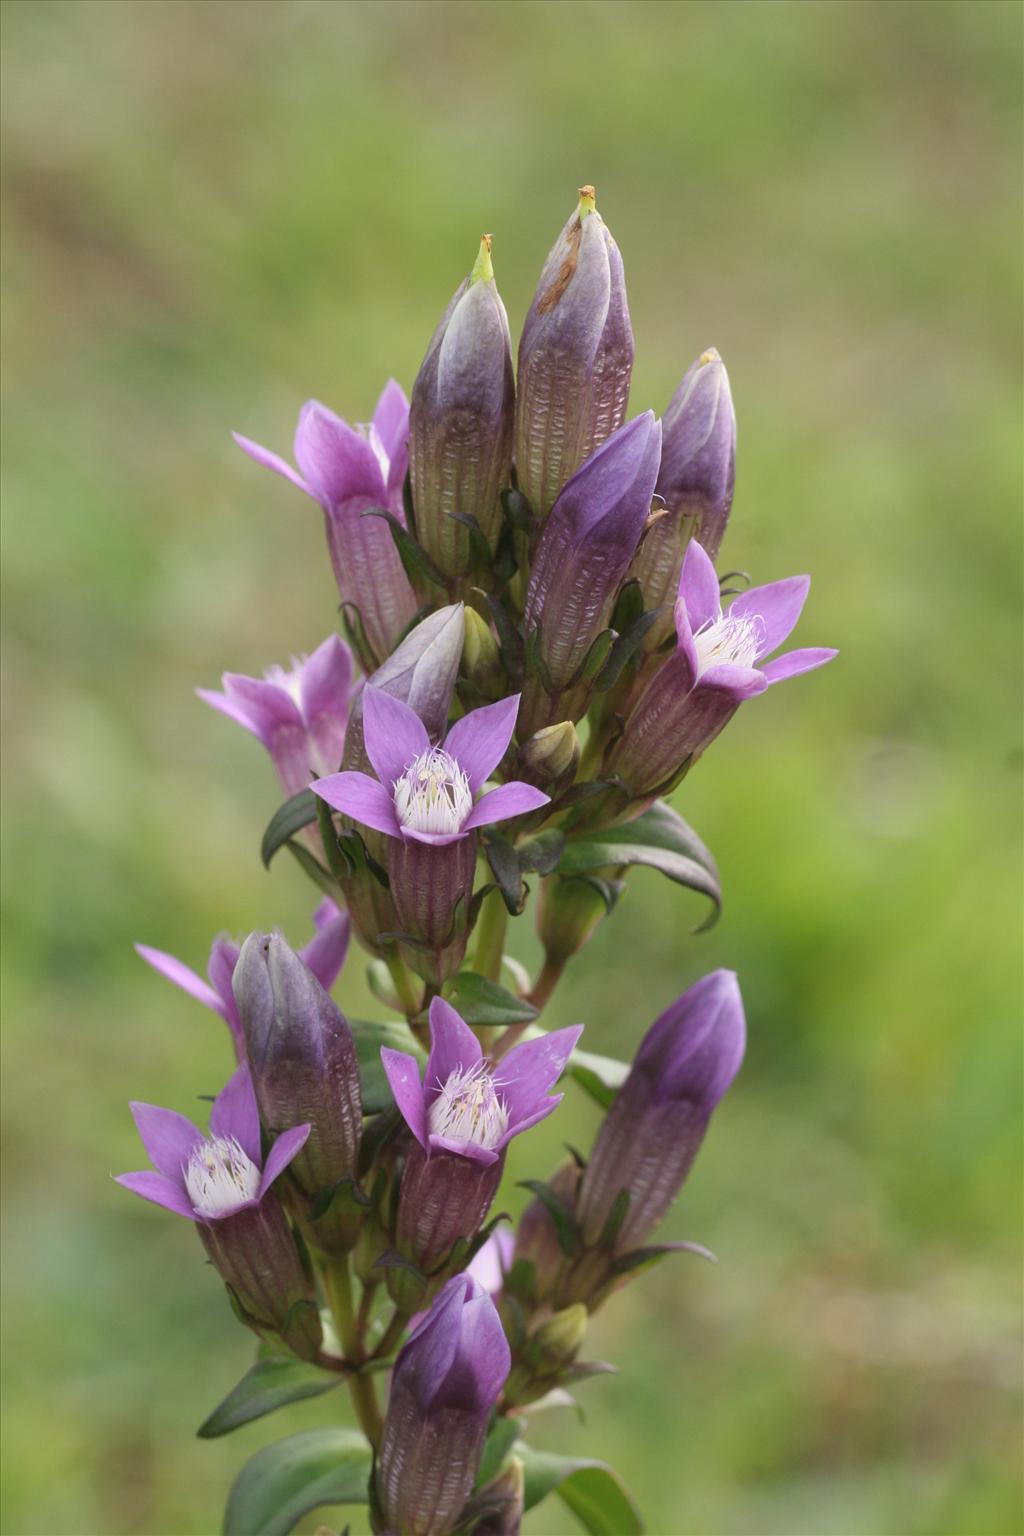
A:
[528,954,565,1014]
[473,887,508,983]
[370,1307,410,1362]
[385,951,424,1021]
[323,1258,384,1449]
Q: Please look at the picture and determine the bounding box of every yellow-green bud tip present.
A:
[471,233,494,284]
[577,184,597,216]
[699,346,722,366]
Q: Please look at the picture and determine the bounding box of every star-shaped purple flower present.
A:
[381,996,583,1169]
[115,1063,309,1223]
[135,899,349,1062]
[310,687,550,848]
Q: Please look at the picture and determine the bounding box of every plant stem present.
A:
[370,1307,410,1362]
[323,1258,384,1449]
[385,950,424,1021]
[473,887,508,982]
[528,954,565,1014]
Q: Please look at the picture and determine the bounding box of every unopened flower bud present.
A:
[517,721,580,796]
[377,1274,510,1536]
[657,348,736,562]
[537,874,615,966]
[516,186,634,519]
[233,933,362,1252]
[510,1158,581,1305]
[628,503,689,653]
[462,607,506,700]
[464,1457,525,1536]
[577,970,745,1251]
[410,235,515,578]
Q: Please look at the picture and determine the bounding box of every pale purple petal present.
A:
[310,770,401,837]
[129,1102,204,1183]
[760,646,838,684]
[500,1024,583,1127]
[299,902,350,989]
[679,539,721,632]
[444,695,522,793]
[207,938,241,1012]
[220,674,303,739]
[671,596,699,684]
[426,997,482,1100]
[462,781,551,831]
[299,634,353,728]
[294,399,387,506]
[427,1133,500,1166]
[258,1123,311,1197]
[115,1170,200,1220]
[498,1093,562,1147]
[695,664,768,701]
[373,378,410,501]
[232,432,314,499]
[209,1064,261,1165]
[730,574,810,658]
[467,1229,515,1294]
[362,686,431,790]
[195,688,264,741]
[381,1047,428,1149]
[135,945,225,1018]
[398,826,468,847]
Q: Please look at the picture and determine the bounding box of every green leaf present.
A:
[261,791,319,868]
[285,842,342,903]
[350,1020,426,1114]
[361,507,448,589]
[516,829,565,876]
[593,608,662,692]
[557,800,721,928]
[484,832,525,915]
[516,1442,644,1533]
[442,972,537,1028]
[223,1428,371,1536]
[518,1179,580,1257]
[197,1356,343,1439]
[475,1414,524,1489]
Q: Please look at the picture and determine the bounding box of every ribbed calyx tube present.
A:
[389,833,477,985]
[198,1198,322,1361]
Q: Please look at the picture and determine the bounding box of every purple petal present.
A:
[679,540,721,632]
[310,770,400,838]
[362,686,431,790]
[695,665,768,702]
[114,1170,200,1220]
[258,1123,311,1197]
[129,1102,204,1182]
[209,1064,261,1165]
[499,1024,584,1126]
[760,646,838,685]
[207,938,241,1013]
[373,378,410,500]
[398,826,468,847]
[219,674,303,740]
[299,634,353,729]
[232,432,314,499]
[299,902,350,989]
[195,688,264,741]
[467,1229,515,1294]
[293,399,387,506]
[135,945,225,1018]
[444,695,521,794]
[427,1133,500,1166]
[426,997,482,1100]
[381,1047,428,1149]
[499,1093,563,1146]
[671,597,699,685]
[462,781,551,831]
[730,574,810,658]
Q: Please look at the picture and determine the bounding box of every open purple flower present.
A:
[115,1064,321,1357]
[383,996,583,1168]
[608,539,837,795]
[311,686,548,849]
[197,634,355,803]
[135,899,349,1062]
[234,381,418,663]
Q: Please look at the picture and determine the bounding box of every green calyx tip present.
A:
[577,184,597,217]
[470,233,494,284]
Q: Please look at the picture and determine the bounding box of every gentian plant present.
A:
[121,184,835,1535]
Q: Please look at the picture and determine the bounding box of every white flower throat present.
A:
[185,1136,261,1219]
[692,607,764,677]
[428,1061,509,1151]
[393,747,473,836]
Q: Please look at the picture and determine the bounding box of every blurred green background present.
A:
[2,2,1021,1533]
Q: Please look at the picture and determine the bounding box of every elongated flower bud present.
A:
[233,933,362,1251]
[410,235,515,578]
[462,607,506,701]
[520,412,661,735]
[577,970,745,1250]
[510,1158,581,1305]
[377,1274,510,1536]
[628,504,689,653]
[199,1196,322,1361]
[537,873,613,967]
[389,832,477,986]
[516,186,634,519]
[392,1143,505,1306]
[657,348,736,562]
[516,720,580,796]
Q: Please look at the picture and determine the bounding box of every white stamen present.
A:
[692,609,764,677]
[393,747,473,837]
[263,657,307,710]
[428,1061,510,1151]
[184,1136,261,1219]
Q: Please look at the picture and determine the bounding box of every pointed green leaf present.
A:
[442,972,537,1028]
[261,791,319,868]
[349,1019,426,1114]
[223,1428,371,1536]
[197,1356,343,1439]
[516,1442,644,1533]
[557,800,720,926]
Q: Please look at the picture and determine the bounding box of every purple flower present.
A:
[577,969,746,1251]
[116,1064,321,1358]
[409,235,515,576]
[516,186,635,519]
[340,603,465,776]
[197,634,355,802]
[607,539,838,795]
[656,347,736,562]
[383,996,583,1168]
[519,411,661,735]
[377,1273,511,1536]
[234,381,418,663]
[312,687,548,849]
[135,900,349,1062]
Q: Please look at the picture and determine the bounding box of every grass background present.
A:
[1,2,1021,1533]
